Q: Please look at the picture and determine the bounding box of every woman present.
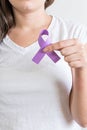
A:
[0,0,87,130]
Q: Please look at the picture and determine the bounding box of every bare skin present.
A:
[8,0,87,127]
[8,0,52,47]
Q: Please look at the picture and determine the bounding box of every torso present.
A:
[0,15,85,130]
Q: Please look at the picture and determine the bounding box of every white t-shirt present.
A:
[0,15,87,130]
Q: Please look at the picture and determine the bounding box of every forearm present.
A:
[70,67,87,127]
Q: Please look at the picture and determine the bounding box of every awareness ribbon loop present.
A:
[32,29,60,64]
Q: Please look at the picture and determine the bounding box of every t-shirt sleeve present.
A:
[66,20,87,44]
[58,17,87,44]
[75,24,87,44]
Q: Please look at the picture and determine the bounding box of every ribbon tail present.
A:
[47,51,60,63]
[32,49,45,64]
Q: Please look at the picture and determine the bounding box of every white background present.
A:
[46,0,87,130]
[46,0,87,25]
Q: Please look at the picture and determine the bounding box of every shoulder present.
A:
[55,15,87,31]
[53,15,87,43]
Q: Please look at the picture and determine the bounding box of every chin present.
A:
[15,1,43,13]
[22,2,36,11]
[19,4,34,12]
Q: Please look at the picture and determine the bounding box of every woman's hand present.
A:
[43,39,87,126]
[43,39,87,68]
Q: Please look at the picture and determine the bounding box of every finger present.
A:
[43,39,77,52]
[68,60,83,68]
[60,45,81,56]
[64,53,82,62]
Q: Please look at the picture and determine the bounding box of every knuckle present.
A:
[58,43,63,48]
[80,44,84,49]
[69,62,80,68]
[79,52,84,57]
[61,50,65,55]
[64,56,68,61]
[68,62,74,68]
[80,50,86,59]
[51,45,55,50]
[65,56,71,62]
[83,57,87,64]
[73,38,77,43]
[73,38,80,44]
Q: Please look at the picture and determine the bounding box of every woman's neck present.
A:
[13,8,50,30]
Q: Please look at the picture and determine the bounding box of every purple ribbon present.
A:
[32,29,60,64]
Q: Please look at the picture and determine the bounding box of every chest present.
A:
[0,56,72,94]
[8,29,41,47]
